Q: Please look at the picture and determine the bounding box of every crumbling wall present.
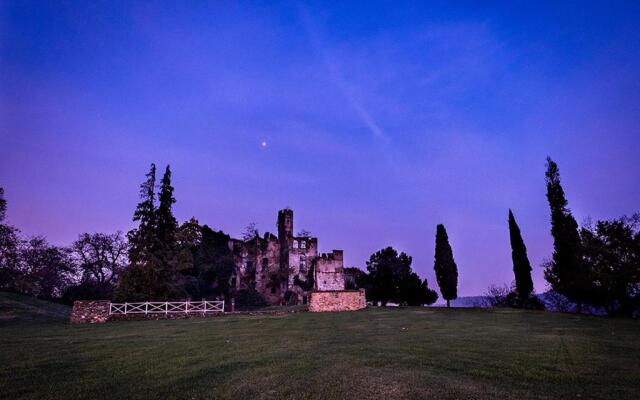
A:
[228,209,349,305]
[256,236,282,305]
[70,300,111,324]
[309,289,366,312]
[230,233,282,305]
[287,236,318,304]
[315,250,345,291]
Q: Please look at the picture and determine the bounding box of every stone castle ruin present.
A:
[229,208,350,305]
[71,208,365,323]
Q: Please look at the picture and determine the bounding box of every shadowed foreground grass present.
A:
[1,305,639,399]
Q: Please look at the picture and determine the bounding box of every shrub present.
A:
[234,288,267,310]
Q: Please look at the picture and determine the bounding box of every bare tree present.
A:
[241,222,259,241]
[297,229,312,238]
[71,232,128,286]
[18,237,76,299]
[483,284,512,308]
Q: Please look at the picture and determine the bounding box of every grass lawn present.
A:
[1,294,639,399]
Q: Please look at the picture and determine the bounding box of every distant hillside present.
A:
[431,296,488,308]
[431,292,602,313]
[0,291,71,323]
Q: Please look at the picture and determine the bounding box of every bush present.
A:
[234,288,267,310]
[485,284,544,310]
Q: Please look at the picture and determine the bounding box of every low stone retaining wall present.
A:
[70,300,111,324]
[309,289,367,312]
[70,300,307,324]
[71,292,368,323]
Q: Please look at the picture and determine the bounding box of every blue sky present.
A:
[1,1,639,296]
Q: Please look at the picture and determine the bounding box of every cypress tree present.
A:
[433,224,458,307]
[508,209,534,301]
[544,157,589,312]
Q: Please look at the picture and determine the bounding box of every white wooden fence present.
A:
[109,300,225,315]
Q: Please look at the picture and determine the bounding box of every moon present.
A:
[260,141,268,148]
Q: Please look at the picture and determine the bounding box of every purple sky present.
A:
[1,1,639,296]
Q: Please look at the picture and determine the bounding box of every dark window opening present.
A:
[262,257,269,271]
[300,255,307,271]
[271,287,276,294]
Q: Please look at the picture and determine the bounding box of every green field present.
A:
[1,292,639,399]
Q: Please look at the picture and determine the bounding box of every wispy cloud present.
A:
[296,6,390,144]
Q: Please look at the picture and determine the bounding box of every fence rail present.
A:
[109,300,224,315]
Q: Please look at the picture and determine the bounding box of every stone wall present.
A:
[314,250,345,291]
[70,300,111,324]
[308,289,366,312]
[69,301,307,324]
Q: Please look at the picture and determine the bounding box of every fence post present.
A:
[124,303,127,315]
[185,301,188,314]
[203,301,207,314]
[145,302,148,315]
[165,302,168,315]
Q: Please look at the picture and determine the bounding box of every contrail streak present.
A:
[297,6,390,144]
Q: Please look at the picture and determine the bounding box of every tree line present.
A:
[0,158,638,315]
[0,166,239,305]
[541,158,639,316]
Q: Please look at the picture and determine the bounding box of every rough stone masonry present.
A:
[70,300,110,324]
[228,208,351,305]
[70,208,366,323]
[308,289,367,312]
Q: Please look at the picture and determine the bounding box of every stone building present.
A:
[229,209,345,305]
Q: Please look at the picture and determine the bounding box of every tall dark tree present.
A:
[0,187,6,223]
[117,164,197,301]
[434,224,458,307]
[115,164,163,301]
[543,157,590,312]
[508,209,534,301]
[154,165,186,288]
[0,188,22,291]
[127,163,157,266]
[156,165,178,247]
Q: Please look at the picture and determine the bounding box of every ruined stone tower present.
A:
[277,208,293,240]
[277,208,293,275]
[229,208,345,305]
